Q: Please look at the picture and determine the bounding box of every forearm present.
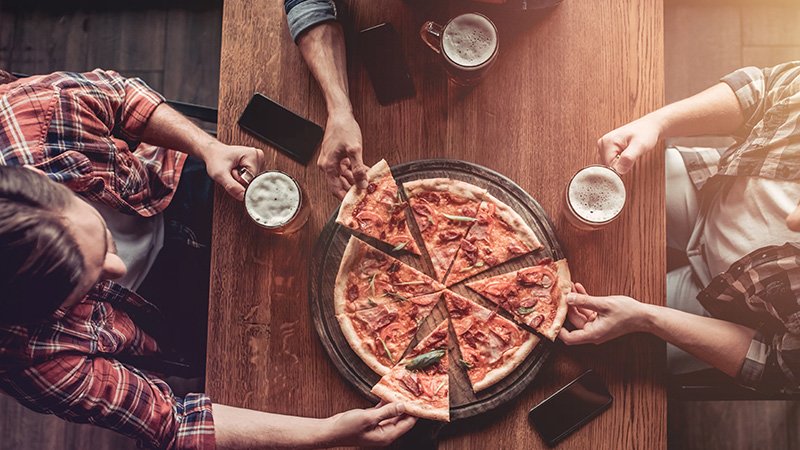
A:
[140,103,218,161]
[643,82,745,140]
[297,22,352,116]
[214,404,334,450]
[640,304,755,377]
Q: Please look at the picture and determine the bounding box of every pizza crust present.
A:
[544,259,572,341]
[335,159,391,226]
[371,382,450,422]
[483,192,542,251]
[404,178,487,203]
[472,332,539,392]
[333,236,366,315]
[336,313,392,376]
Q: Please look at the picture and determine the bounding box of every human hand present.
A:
[559,283,652,345]
[318,112,368,199]
[203,142,265,201]
[596,117,662,174]
[324,402,417,447]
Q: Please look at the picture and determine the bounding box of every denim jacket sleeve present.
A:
[284,0,338,42]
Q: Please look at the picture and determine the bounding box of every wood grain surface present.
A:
[310,159,564,422]
[208,0,665,449]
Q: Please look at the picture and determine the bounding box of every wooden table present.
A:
[208,0,666,448]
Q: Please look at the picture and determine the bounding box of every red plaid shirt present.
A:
[0,71,215,449]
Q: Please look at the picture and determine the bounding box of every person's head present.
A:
[0,166,126,325]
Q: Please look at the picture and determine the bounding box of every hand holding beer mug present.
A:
[563,165,626,231]
[420,13,499,86]
[240,168,310,235]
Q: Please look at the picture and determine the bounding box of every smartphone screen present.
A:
[528,370,613,446]
[359,23,415,105]
[237,93,323,165]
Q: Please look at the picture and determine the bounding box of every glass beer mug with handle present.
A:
[420,12,499,86]
[239,167,310,235]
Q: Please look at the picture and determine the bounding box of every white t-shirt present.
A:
[89,201,164,291]
[702,177,800,278]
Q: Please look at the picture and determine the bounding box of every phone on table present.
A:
[359,23,415,105]
[237,93,324,165]
[528,370,613,446]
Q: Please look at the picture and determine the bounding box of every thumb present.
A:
[566,293,608,312]
[613,141,647,174]
[368,402,406,423]
[787,203,800,232]
[346,146,368,189]
[221,171,246,201]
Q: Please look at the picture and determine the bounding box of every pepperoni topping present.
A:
[401,374,422,397]
[517,267,554,287]
[461,240,477,253]
[347,284,359,301]
[411,294,439,306]
[417,191,440,204]
[508,243,528,255]
[366,182,377,194]
[412,202,434,217]
[355,211,384,229]
[438,229,462,242]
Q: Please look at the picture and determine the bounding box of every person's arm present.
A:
[139,103,264,201]
[214,402,416,449]
[597,82,744,174]
[285,0,368,198]
[559,283,754,378]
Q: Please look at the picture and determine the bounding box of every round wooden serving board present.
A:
[309,159,565,422]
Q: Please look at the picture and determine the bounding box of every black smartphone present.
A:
[237,93,323,165]
[528,370,613,446]
[359,23,415,105]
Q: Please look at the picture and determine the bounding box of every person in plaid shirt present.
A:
[559,61,800,394]
[0,70,415,448]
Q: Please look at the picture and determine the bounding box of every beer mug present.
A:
[563,165,626,231]
[240,168,310,235]
[420,13,499,86]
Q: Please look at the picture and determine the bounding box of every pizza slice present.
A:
[467,260,571,340]
[404,178,487,282]
[446,193,542,285]
[334,236,445,314]
[371,319,450,422]
[337,159,420,254]
[443,290,538,392]
[337,292,441,375]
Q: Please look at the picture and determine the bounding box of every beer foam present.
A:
[245,171,301,227]
[568,166,626,223]
[442,13,497,68]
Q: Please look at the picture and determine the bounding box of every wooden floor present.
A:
[0,0,798,449]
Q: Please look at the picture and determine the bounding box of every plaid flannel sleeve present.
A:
[80,69,166,143]
[738,327,800,393]
[1,354,215,449]
[284,0,337,42]
[720,61,800,143]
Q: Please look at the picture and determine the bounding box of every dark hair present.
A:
[0,166,85,325]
